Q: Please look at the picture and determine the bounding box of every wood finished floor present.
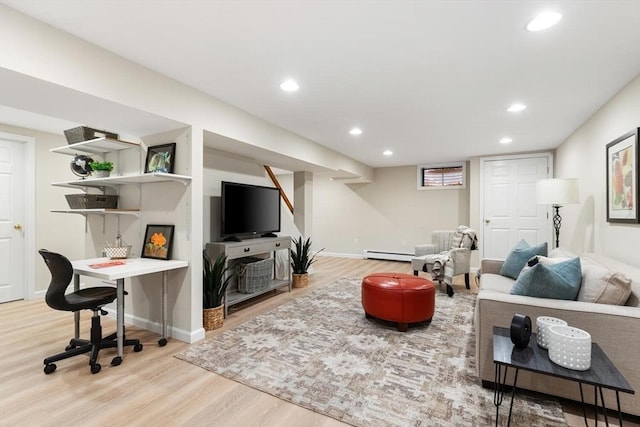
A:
[0,256,637,426]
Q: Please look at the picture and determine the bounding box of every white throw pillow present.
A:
[577,257,632,305]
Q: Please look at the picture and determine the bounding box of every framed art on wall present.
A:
[144,142,176,174]
[142,224,175,260]
[606,128,639,223]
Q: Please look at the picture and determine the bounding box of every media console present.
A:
[205,236,291,317]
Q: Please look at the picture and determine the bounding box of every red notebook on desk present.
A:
[89,260,126,269]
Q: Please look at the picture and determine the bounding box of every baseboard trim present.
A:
[318,251,364,259]
[102,308,202,343]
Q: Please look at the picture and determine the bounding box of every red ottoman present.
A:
[361,272,435,332]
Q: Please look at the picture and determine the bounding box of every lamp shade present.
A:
[536,178,579,205]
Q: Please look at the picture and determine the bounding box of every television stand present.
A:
[205,236,291,318]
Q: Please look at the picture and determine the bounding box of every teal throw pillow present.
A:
[511,257,582,300]
[499,240,548,279]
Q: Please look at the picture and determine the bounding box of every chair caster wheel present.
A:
[158,338,167,347]
[111,356,122,366]
[44,363,57,374]
[65,344,75,351]
[90,363,101,374]
[134,343,143,352]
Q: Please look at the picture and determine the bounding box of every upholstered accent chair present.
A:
[411,226,478,297]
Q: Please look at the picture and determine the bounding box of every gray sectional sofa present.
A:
[474,249,640,416]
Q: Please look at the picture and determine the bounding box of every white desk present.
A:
[71,257,188,364]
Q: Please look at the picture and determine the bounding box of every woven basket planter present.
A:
[292,273,309,289]
[203,305,224,331]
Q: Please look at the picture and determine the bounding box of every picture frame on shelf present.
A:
[142,224,175,260]
[606,128,639,223]
[144,142,176,174]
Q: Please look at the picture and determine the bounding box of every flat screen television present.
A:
[220,181,281,241]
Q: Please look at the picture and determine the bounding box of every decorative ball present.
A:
[510,313,532,348]
[70,154,94,178]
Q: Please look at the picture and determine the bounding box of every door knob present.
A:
[485,219,490,224]
[14,223,23,230]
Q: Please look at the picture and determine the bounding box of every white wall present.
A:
[555,74,640,267]
[0,123,85,293]
[312,165,470,256]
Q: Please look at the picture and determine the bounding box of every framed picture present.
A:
[142,224,175,260]
[606,128,639,223]
[144,143,176,174]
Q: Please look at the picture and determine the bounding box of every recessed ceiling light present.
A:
[507,103,527,113]
[280,79,299,92]
[500,137,513,144]
[383,150,393,156]
[526,11,562,32]
[349,127,362,136]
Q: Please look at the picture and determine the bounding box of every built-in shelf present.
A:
[51,137,140,156]
[51,136,191,222]
[51,172,192,189]
[51,208,140,217]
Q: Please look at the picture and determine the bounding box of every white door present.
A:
[0,138,26,302]
[482,155,551,259]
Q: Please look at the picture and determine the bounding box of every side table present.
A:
[492,326,634,426]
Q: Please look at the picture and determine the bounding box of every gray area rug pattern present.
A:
[176,278,566,426]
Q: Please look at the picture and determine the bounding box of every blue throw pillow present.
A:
[511,257,582,300]
[499,240,548,279]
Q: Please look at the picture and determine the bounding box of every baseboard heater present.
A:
[362,250,414,262]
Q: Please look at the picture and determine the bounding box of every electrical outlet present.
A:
[354,238,359,244]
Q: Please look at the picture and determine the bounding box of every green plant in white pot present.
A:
[203,250,233,330]
[290,236,324,288]
[89,161,114,178]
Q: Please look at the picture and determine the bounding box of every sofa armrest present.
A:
[480,258,504,275]
[415,244,436,257]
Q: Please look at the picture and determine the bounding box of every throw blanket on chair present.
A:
[430,253,450,282]
[460,227,478,250]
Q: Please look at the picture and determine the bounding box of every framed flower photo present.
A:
[144,142,176,174]
[142,224,175,260]
[606,128,639,223]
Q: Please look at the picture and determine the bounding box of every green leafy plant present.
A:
[89,161,114,171]
[203,250,233,309]
[290,236,324,274]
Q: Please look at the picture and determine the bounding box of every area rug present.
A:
[176,278,566,426]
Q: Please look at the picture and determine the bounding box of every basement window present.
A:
[417,162,466,190]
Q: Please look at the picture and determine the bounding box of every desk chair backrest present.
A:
[39,249,75,312]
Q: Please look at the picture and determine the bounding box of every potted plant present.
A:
[89,161,114,178]
[203,250,233,330]
[290,236,324,288]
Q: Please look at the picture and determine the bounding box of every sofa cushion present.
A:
[577,256,632,305]
[499,240,548,279]
[511,257,582,300]
[478,273,515,293]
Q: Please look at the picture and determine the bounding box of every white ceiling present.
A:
[1,0,639,167]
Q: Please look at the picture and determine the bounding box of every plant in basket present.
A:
[202,250,234,330]
[290,236,324,288]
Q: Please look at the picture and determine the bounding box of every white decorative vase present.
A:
[536,316,567,349]
[548,325,592,371]
[93,170,111,178]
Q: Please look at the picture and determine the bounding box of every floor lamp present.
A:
[536,178,579,248]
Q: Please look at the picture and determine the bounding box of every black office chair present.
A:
[39,249,142,374]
